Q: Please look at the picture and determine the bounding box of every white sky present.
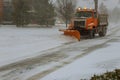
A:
[52,0,119,10]
[77,0,119,10]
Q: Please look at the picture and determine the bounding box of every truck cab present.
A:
[73,8,98,30]
[69,8,98,36]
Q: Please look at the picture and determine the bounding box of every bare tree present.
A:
[55,0,76,27]
[99,2,108,14]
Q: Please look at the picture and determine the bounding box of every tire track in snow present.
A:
[25,23,120,80]
[26,24,120,80]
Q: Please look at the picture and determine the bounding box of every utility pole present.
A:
[94,0,98,14]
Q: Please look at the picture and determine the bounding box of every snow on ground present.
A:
[0,25,77,67]
[41,42,120,80]
[41,23,120,80]
[0,22,119,80]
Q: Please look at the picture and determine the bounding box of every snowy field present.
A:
[0,25,77,67]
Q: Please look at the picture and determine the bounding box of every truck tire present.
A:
[99,27,107,37]
[89,30,95,39]
[103,27,107,36]
[99,31,103,37]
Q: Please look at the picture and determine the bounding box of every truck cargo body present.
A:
[98,14,108,26]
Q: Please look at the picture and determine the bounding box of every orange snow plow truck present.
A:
[59,0,108,41]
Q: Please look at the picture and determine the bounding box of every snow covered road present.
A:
[41,23,120,80]
[0,23,120,80]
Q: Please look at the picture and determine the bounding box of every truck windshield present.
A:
[75,11,92,18]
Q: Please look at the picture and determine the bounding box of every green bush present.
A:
[90,69,120,80]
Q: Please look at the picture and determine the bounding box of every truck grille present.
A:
[74,21,85,28]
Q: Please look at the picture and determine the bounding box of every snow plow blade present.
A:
[59,29,80,41]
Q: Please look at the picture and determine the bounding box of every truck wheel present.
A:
[99,32,103,37]
[103,27,107,36]
[89,30,95,39]
[99,27,107,37]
